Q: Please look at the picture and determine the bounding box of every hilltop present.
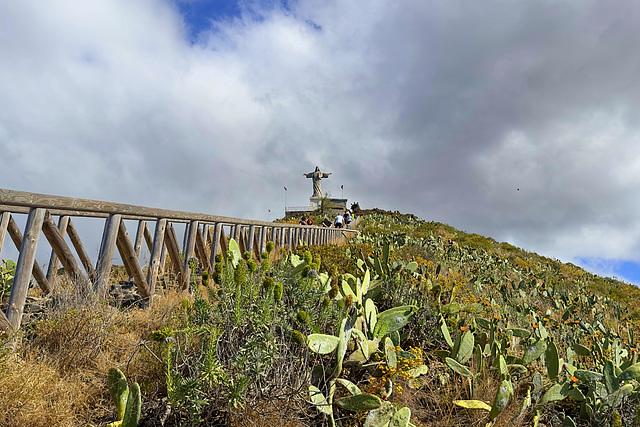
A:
[2,210,640,426]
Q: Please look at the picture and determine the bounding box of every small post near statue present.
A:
[303,166,347,213]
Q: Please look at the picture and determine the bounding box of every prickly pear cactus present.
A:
[389,407,411,427]
[489,380,513,420]
[373,305,418,339]
[364,401,395,427]
[307,333,340,354]
[122,382,141,427]
[108,368,129,421]
[336,393,382,412]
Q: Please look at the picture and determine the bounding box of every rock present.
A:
[109,281,143,308]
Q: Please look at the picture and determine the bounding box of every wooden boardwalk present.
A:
[0,189,355,333]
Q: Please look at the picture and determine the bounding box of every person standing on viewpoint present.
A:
[344,210,352,228]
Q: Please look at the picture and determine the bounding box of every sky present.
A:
[2,0,640,284]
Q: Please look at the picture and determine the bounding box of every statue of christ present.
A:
[304,166,331,198]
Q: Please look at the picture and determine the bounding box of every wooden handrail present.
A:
[1,188,317,227]
[0,188,357,334]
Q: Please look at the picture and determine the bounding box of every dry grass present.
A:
[389,356,536,427]
[0,282,187,427]
[0,351,106,427]
[227,399,313,427]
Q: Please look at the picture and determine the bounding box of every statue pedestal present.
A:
[285,197,348,217]
[310,197,347,211]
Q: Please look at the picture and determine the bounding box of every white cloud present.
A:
[3,0,640,276]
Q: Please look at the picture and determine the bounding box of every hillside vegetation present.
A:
[2,211,640,426]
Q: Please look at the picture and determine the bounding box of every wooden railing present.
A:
[0,188,356,333]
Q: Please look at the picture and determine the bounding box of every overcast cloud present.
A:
[2,0,640,283]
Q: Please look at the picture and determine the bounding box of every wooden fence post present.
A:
[6,208,46,331]
[67,219,97,282]
[209,223,221,267]
[7,215,50,293]
[95,214,121,296]
[115,219,150,300]
[247,225,256,255]
[133,220,146,259]
[219,225,228,255]
[0,211,10,255]
[41,212,90,295]
[195,225,211,273]
[237,226,247,254]
[146,218,167,306]
[182,220,198,291]
[45,215,69,290]
[275,228,282,250]
[164,223,185,288]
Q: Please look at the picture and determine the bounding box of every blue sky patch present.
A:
[175,0,295,41]
[175,0,242,41]
[575,257,640,286]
